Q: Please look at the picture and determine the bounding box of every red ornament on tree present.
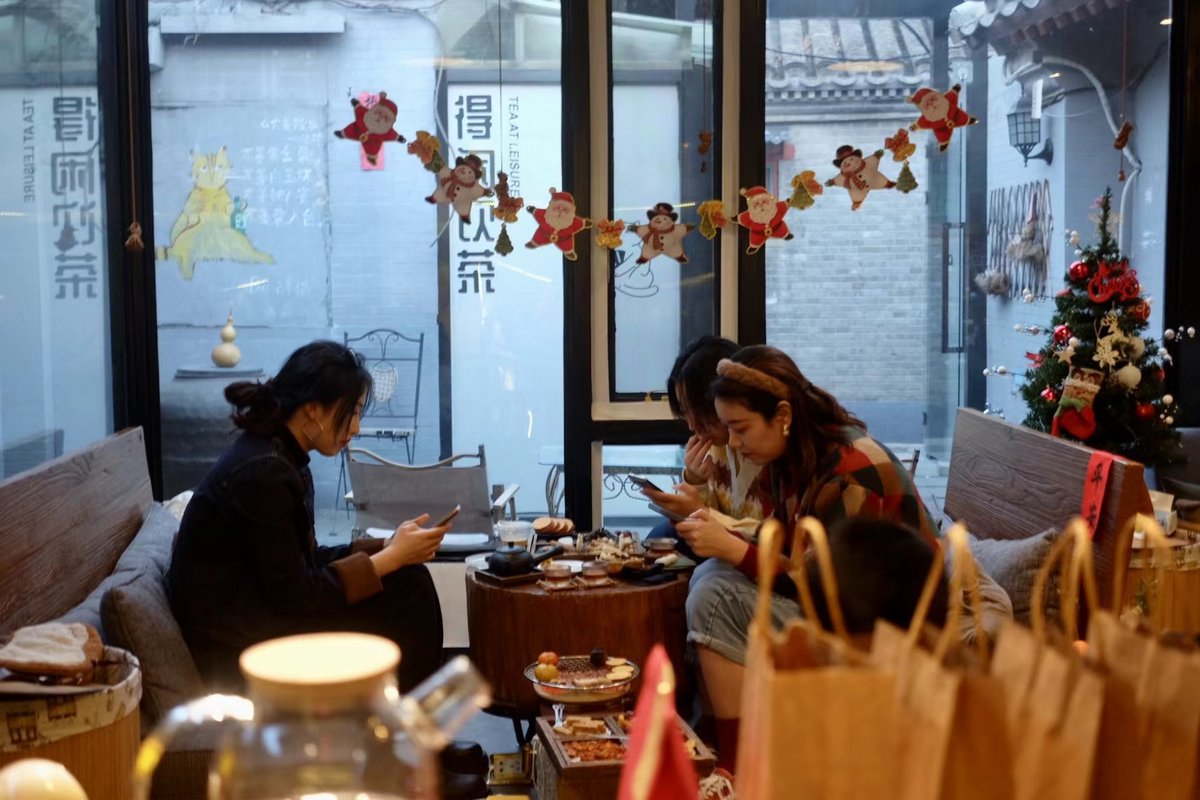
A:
[1128,300,1151,322]
[1041,386,1058,403]
[1053,324,1073,345]
[1136,402,1156,420]
[1068,261,1090,281]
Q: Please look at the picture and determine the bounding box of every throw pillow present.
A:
[54,502,180,639]
[968,527,1060,626]
[101,565,204,729]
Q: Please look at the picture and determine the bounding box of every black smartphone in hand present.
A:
[648,502,687,523]
[433,505,461,527]
[628,475,664,493]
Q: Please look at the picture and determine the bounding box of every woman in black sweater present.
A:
[166,341,449,691]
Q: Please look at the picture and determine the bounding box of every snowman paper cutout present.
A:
[628,202,693,264]
[426,154,493,223]
[826,146,895,211]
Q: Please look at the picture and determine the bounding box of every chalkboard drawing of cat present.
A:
[156,148,274,280]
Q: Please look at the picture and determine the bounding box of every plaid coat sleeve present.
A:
[734,434,938,583]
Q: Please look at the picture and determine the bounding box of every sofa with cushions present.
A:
[943,408,1155,626]
[0,427,210,798]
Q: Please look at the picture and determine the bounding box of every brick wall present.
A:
[766,115,929,424]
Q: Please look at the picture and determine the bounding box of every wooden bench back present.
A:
[945,408,1153,609]
[0,427,153,635]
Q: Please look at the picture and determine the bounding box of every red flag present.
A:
[617,645,699,800]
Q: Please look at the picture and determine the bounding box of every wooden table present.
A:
[465,569,691,729]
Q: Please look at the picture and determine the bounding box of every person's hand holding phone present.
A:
[642,482,703,520]
[683,435,714,483]
[372,513,451,575]
[676,508,748,564]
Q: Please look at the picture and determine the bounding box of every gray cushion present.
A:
[54,503,181,639]
[968,528,1060,626]
[102,558,204,729]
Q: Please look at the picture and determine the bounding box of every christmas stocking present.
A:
[1051,367,1103,440]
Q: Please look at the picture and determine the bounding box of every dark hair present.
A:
[225,340,372,437]
[666,336,740,428]
[712,344,864,493]
[803,517,947,634]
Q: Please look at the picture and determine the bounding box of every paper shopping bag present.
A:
[991,519,1106,800]
[734,517,897,800]
[871,523,1012,800]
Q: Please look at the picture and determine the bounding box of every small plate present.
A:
[538,559,585,573]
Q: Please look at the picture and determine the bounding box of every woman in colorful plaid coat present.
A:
[676,344,946,772]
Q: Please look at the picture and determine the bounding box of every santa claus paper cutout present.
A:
[908,84,978,152]
[333,91,405,167]
[426,154,493,224]
[628,202,693,264]
[736,186,793,255]
[525,188,593,261]
[825,146,895,211]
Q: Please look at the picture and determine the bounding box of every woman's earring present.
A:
[783,423,791,437]
[303,419,325,444]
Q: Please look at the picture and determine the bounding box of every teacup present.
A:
[580,561,609,586]
[541,562,572,586]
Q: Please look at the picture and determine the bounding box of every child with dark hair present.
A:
[167,341,449,692]
[801,517,948,638]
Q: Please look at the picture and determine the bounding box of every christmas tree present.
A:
[1019,188,1181,467]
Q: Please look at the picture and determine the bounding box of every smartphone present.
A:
[648,502,687,523]
[433,505,461,527]
[628,475,664,493]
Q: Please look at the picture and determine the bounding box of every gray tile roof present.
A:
[766,18,933,92]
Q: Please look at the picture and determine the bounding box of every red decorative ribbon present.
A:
[1081,451,1116,538]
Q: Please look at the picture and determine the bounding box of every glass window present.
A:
[0,0,112,476]
[610,3,718,398]
[599,443,685,535]
[763,0,1173,498]
[150,0,562,539]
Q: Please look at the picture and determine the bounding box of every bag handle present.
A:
[1031,518,1101,643]
[752,518,787,636]
[786,516,851,643]
[905,524,988,665]
[1112,513,1172,628]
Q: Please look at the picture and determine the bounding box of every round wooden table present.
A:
[465,570,692,721]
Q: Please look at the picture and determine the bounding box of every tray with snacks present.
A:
[535,711,716,778]
[525,650,639,704]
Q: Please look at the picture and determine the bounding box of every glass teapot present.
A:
[133,632,491,800]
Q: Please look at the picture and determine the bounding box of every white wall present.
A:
[982,52,1171,422]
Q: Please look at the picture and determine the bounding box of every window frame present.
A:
[104,0,1196,508]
